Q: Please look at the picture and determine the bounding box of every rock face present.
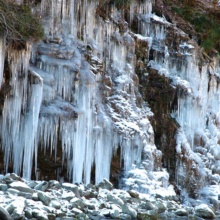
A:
[0,0,220,213]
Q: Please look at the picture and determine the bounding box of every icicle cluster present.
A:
[0,45,43,180]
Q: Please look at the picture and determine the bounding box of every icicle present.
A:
[0,35,5,88]
[22,75,43,180]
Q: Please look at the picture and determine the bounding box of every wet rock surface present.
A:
[0,173,219,220]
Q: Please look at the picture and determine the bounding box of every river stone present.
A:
[122,204,137,218]
[35,181,49,191]
[107,193,124,207]
[10,173,24,182]
[167,201,179,211]
[70,198,87,209]
[24,207,32,219]
[41,205,56,214]
[50,200,61,209]
[76,213,89,219]
[32,192,39,201]
[175,208,188,216]
[32,209,49,220]
[99,208,111,217]
[38,191,51,206]
[145,201,156,210]
[6,201,18,214]
[49,180,61,189]
[113,190,131,203]
[195,204,215,219]
[72,207,83,214]
[7,188,19,195]
[128,190,139,198]
[56,210,66,217]
[0,183,8,191]
[0,206,13,220]
[110,208,120,218]
[119,213,132,219]
[62,183,80,198]
[98,178,113,191]
[8,181,34,193]
[27,181,38,189]
[62,192,75,201]
[156,201,166,213]
[18,191,33,199]
[84,200,96,210]
[137,210,158,220]
[47,213,56,220]
[88,214,100,220]
[9,199,25,220]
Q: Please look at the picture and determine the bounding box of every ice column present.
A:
[22,77,43,180]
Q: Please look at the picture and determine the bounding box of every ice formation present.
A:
[0,36,5,88]
[0,0,220,205]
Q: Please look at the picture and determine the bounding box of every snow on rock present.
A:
[0,174,217,219]
[8,182,34,194]
[0,0,220,213]
[0,206,13,220]
[195,204,216,219]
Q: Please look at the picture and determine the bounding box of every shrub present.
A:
[99,0,131,9]
[0,0,44,47]
[171,7,183,16]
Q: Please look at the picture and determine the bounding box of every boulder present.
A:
[99,208,111,217]
[10,173,24,182]
[6,199,25,220]
[107,193,124,207]
[24,207,32,219]
[47,213,56,220]
[72,208,83,215]
[128,190,139,198]
[8,182,34,193]
[122,204,137,218]
[38,191,51,206]
[35,181,49,191]
[70,198,87,209]
[156,201,166,213]
[119,213,132,219]
[62,192,75,201]
[7,188,19,195]
[62,183,80,198]
[195,204,215,219]
[175,208,188,216]
[137,210,158,220]
[49,180,61,189]
[98,178,113,191]
[32,192,39,201]
[0,206,13,220]
[110,207,120,218]
[18,191,33,199]
[112,189,131,203]
[32,209,48,220]
[50,200,61,209]
[0,183,8,191]
[145,201,156,210]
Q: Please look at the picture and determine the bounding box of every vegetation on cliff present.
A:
[0,0,44,47]
[155,0,220,55]
[99,0,131,9]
